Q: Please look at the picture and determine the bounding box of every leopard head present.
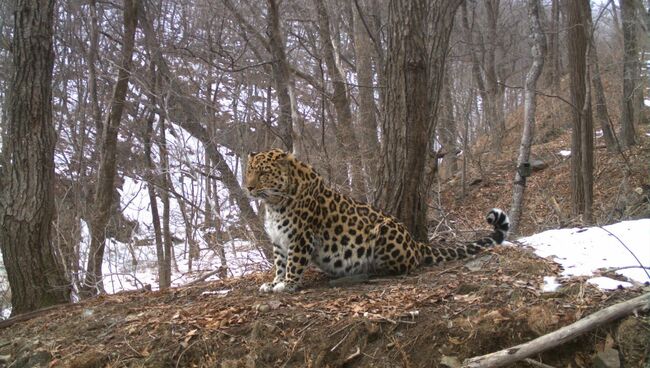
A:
[245,149,292,201]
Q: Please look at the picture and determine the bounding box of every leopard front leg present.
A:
[272,231,313,293]
[259,243,287,293]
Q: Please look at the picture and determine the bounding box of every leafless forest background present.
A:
[0,0,648,316]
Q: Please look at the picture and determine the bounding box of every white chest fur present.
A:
[264,207,290,253]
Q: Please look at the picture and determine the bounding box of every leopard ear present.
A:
[248,151,258,159]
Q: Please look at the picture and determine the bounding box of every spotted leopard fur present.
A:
[245,149,510,293]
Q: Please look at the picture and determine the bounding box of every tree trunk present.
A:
[566,0,594,222]
[510,0,546,235]
[620,0,639,148]
[313,0,366,200]
[266,0,295,152]
[375,0,461,241]
[461,1,490,134]
[82,0,138,296]
[588,32,617,151]
[0,0,70,315]
[353,0,381,197]
[484,0,506,153]
[439,71,458,179]
[143,103,166,290]
[544,0,561,90]
[158,118,173,289]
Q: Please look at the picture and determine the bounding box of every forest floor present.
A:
[1,245,647,368]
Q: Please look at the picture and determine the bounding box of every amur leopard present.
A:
[245,149,510,293]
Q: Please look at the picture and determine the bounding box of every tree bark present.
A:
[313,0,366,200]
[0,0,70,315]
[157,118,173,289]
[566,0,593,222]
[509,0,546,235]
[353,0,381,198]
[587,19,617,151]
[439,71,458,179]
[375,0,461,241]
[544,0,561,90]
[619,0,639,148]
[82,0,138,296]
[484,0,506,153]
[266,0,295,152]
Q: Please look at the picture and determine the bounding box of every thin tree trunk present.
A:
[510,0,547,235]
[313,0,365,199]
[0,0,70,315]
[461,2,490,134]
[266,0,295,152]
[484,0,506,153]
[588,27,617,150]
[83,0,138,296]
[439,72,458,179]
[619,0,639,148]
[158,118,173,289]
[353,0,380,196]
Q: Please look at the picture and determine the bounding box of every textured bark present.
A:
[0,0,70,315]
[544,0,561,90]
[266,0,295,152]
[313,0,365,200]
[158,119,173,289]
[82,0,138,295]
[619,0,639,148]
[375,0,461,241]
[353,0,380,198]
[439,72,458,179]
[460,2,489,131]
[509,0,546,235]
[566,0,593,221]
[484,0,506,152]
[588,29,617,151]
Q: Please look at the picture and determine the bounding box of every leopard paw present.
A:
[259,282,275,293]
[272,281,298,293]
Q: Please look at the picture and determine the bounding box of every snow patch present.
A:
[542,276,561,292]
[586,277,632,290]
[559,150,571,157]
[520,219,650,289]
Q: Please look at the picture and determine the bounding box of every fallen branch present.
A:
[462,292,650,368]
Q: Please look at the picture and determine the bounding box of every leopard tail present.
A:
[419,208,510,265]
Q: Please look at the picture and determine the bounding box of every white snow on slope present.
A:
[520,219,650,290]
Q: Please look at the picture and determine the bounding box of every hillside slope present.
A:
[1,245,647,368]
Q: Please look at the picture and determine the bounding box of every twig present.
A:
[597,226,650,281]
[331,329,351,352]
[462,292,650,368]
[343,346,362,364]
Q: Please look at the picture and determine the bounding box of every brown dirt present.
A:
[0,246,646,367]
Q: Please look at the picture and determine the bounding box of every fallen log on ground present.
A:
[462,292,650,368]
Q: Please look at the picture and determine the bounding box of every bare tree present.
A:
[509,0,546,234]
[82,0,139,295]
[566,0,594,222]
[313,0,365,199]
[353,0,381,194]
[619,0,640,148]
[375,0,462,241]
[0,0,70,315]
